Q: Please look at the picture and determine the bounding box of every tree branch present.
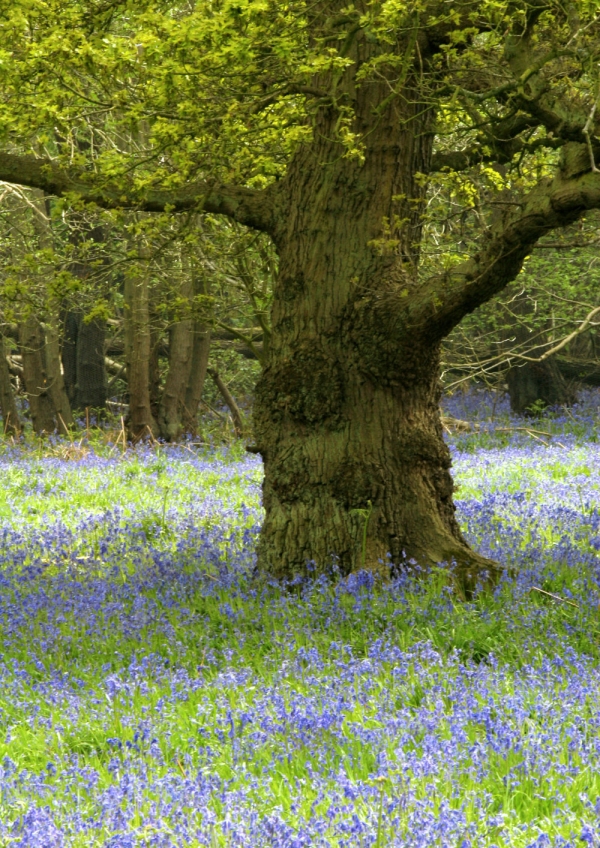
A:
[0,152,277,234]
[430,134,562,172]
[414,144,600,340]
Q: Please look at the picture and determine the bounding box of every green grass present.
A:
[0,425,599,843]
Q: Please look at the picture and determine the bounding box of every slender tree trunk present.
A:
[253,47,498,593]
[208,368,244,437]
[0,336,21,437]
[182,273,212,435]
[44,319,74,434]
[19,315,56,435]
[507,355,575,415]
[76,317,107,410]
[62,311,78,406]
[158,275,194,441]
[503,294,576,414]
[124,264,158,440]
[182,327,211,435]
[61,312,107,411]
[149,324,161,421]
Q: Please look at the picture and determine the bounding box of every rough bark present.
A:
[19,315,56,435]
[0,337,21,437]
[251,33,500,593]
[158,275,194,441]
[124,266,158,440]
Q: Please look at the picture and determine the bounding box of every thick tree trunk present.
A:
[253,46,499,593]
[19,315,56,435]
[158,276,194,441]
[124,268,158,440]
[255,341,496,591]
[0,336,21,437]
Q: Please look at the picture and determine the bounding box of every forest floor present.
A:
[1,392,600,846]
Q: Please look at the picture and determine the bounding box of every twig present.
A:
[530,586,579,608]
[525,430,549,446]
[495,426,553,436]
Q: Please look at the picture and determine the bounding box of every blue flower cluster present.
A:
[0,404,599,846]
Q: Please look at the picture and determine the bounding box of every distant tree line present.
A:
[0,190,271,439]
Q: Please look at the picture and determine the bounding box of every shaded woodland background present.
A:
[0,183,599,441]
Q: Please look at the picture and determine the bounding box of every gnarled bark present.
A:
[252,39,501,593]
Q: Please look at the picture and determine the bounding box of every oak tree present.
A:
[0,0,599,589]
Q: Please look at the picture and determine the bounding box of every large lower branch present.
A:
[0,152,277,234]
[413,145,600,340]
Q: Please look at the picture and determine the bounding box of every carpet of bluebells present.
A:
[2,394,600,846]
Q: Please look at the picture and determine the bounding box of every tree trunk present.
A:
[44,319,74,434]
[503,291,576,415]
[181,272,212,436]
[62,311,78,406]
[19,315,56,435]
[61,312,107,411]
[208,368,244,438]
[75,318,107,410]
[149,324,161,421]
[124,265,158,440]
[158,275,194,441]
[182,326,211,435]
[253,43,499,593]
[507,356,575,415]
[0,336,21,437]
